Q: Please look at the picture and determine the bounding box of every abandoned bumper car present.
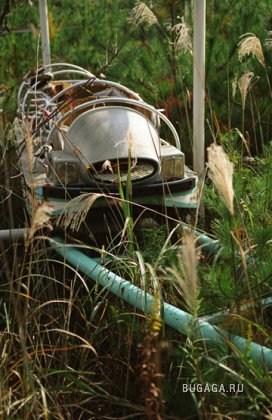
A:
[14,63,198,233]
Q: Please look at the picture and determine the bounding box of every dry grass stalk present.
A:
[238,33,265,67]
[57,193,103,231]
[172,17,192,54]
[180,232,199,314]
[235,128,251,156]
[126,130,137,160]
[128,1,159,27]
[28,202,53,240]
[25,121,33,173]
[186,88,192,109]
[207,143,234,216]
[126,131,137,169]
[167,232,199,314]
[264,409,272,420]
[232,75,238,100]
[238,72,254,111]
[115,130,138,168]
[138,289,164,419]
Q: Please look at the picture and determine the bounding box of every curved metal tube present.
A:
[51,237,272,369]
[44,79,142,108]
[17,63,95,113]
[47,97,181,150]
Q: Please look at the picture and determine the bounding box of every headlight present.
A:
[55,162,78,185]
[162,156,184,180]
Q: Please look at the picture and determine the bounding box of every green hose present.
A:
[51,237,272,370]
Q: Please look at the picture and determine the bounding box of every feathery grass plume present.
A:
[115,130,137,168]
[207,143,234,216]
[126,130,137,164]
[28,202,53,240]
[172,17,192,54]
[167,232,199,314]
[265,31,272,49]
[238,33,265,67]
[180,232,199,314]
[128,1,159,27]
[57,192,103,231]
[264,409,272,420]
[238,72,254,111]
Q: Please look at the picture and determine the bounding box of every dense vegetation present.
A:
[1,1,272,418]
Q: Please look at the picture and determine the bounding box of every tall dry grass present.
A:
[207,143,234,216]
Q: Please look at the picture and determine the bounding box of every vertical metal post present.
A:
[39,0,51,66]
[193,0,206,177]
[184,0,190,21]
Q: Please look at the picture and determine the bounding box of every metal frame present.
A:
[17,64,95,119]
[47,97,181,150]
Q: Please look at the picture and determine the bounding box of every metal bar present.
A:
[0,27,32,35]
[44,79,141,107]
[39,0,51,66]
[193,0,206,177]
[0,228,28,241]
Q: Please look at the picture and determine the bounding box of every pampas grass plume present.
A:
[28,202,53,240]
[207,143,234,216]
[128,1,159,27]
[172,17,192,54]
[238,72,254,111]
[181,232,199,314]
[238,33,265,67]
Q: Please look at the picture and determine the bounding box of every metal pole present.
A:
[0,228,28,241]
[193,0,206,177]
[39,0,51,66]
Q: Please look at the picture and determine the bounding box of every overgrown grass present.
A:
[1,7,272,418]
[1,142,272,418]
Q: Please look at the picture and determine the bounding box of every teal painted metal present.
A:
[43,188,198,218]
[51,237,272,369]
[182,225,220,255]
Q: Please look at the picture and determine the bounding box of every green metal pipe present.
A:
[182,225,221,255]
[51,237,272,369]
